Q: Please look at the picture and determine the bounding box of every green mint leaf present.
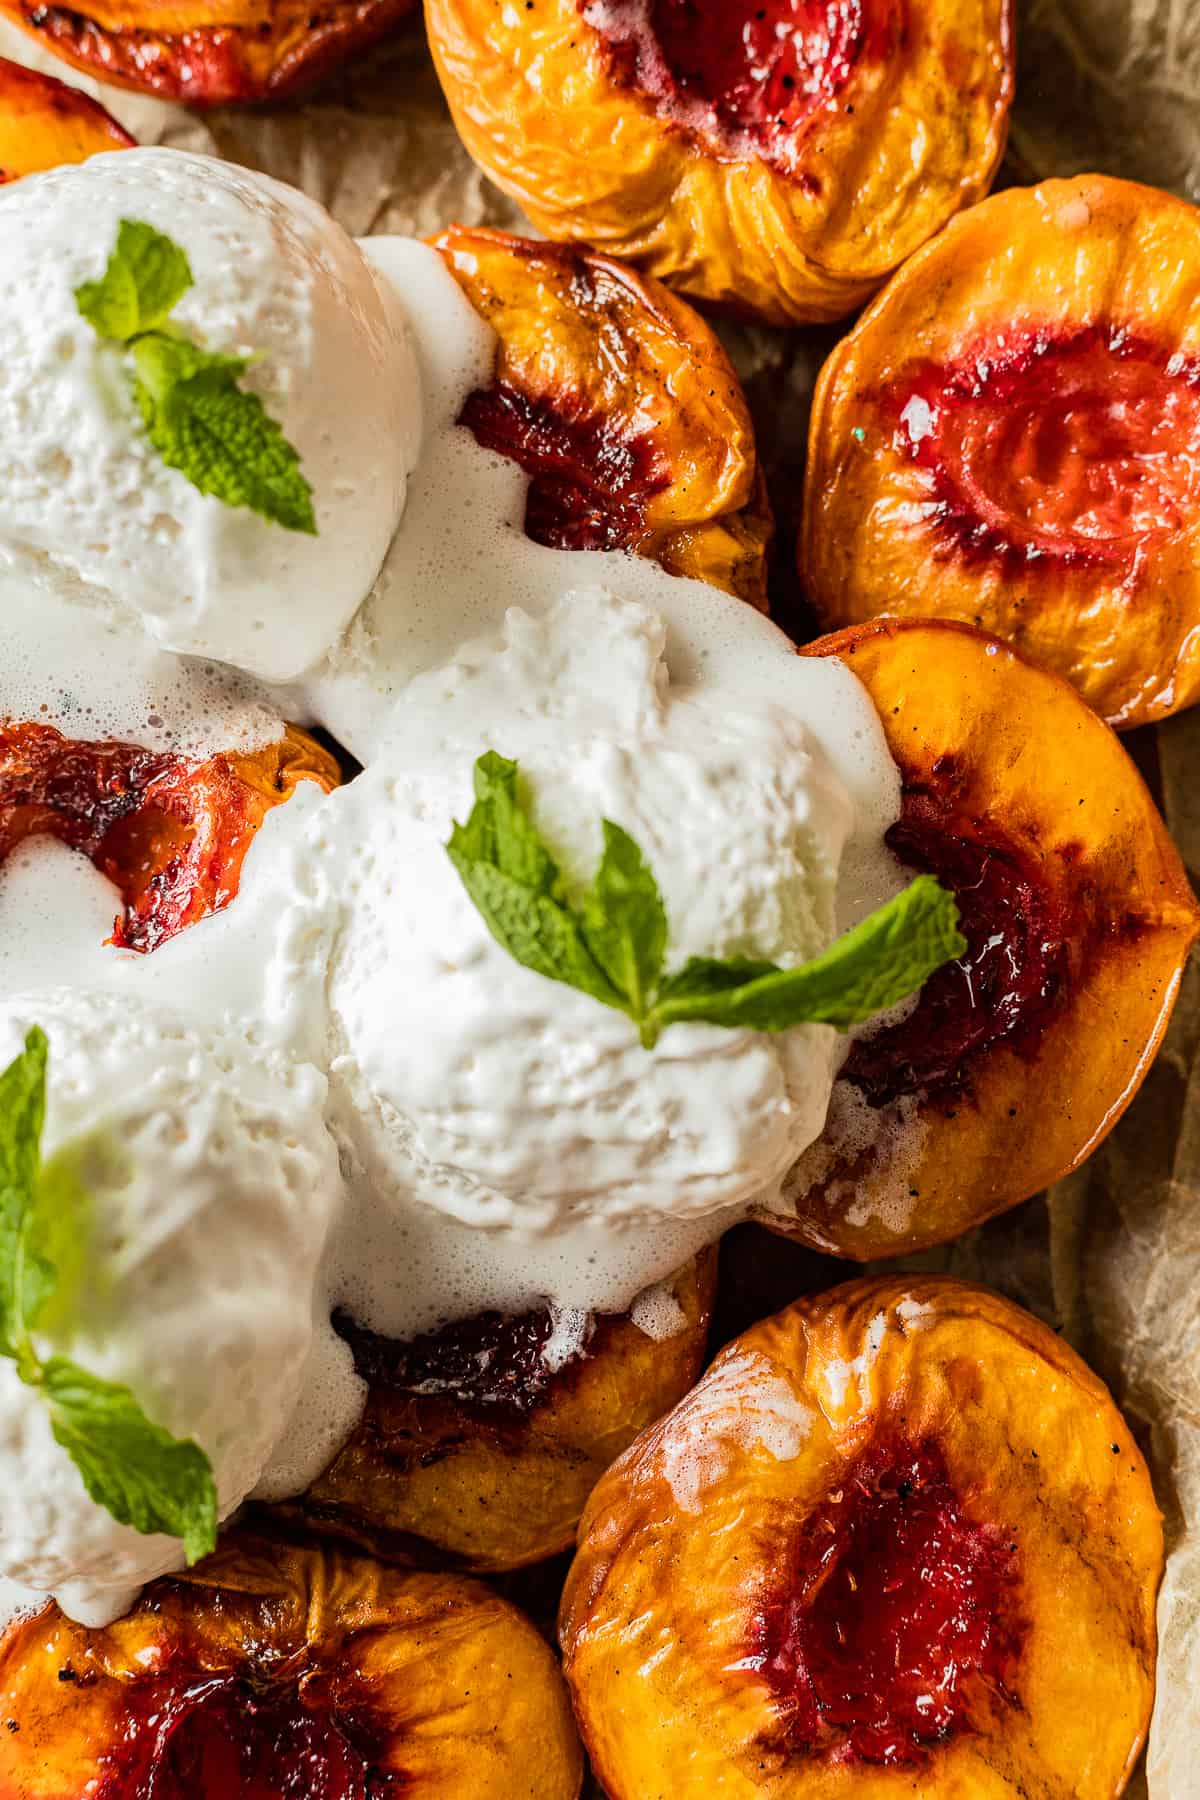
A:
[75,219,192,344]
[75,220,317,534]
[649,875,965,1036]
[42,1358,217,1566]
[132,333,317,535]
[0,1027,46,1202]
[579,821,666,1027]
[657,954,781,1001]
[0,1029,216,1562]
[0,1028,48,1357]
[448,853,623,1010]
[448,755,626,1012]
[22,1136,118,1337]
[447,755,966,1053]
[463,751,562,896]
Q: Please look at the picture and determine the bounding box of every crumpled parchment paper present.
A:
[0,7,1196,1792]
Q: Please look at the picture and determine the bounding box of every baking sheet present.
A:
[1,7,1196,1791]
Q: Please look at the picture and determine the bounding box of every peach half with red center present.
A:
[426,0,1013,323]
[560,1277,1161,1797]
[0,1536,583,1798]
[802,174,1200,727]
[0,720,338,954]
[759,619,1200,1262]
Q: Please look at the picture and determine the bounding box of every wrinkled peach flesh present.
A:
[0,722,289,952]
[884,325,1200,572]
[752,1436,1024,1768]
[580,0,894,172]
[333,1303,596,1417]
[459,378,672,552]
[844,773,1081,1105]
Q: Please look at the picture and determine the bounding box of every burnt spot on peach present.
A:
[333,1303,595,1417]
[845,777,1084,1107]
[0,720,338,953]
[460,379,672,553]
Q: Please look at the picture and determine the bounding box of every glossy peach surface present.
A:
[0,56,131,180]
[0,721,339,952]
[561,1276,1161,1797]
[769,619,1200,1259]
[434,225,772,607]
[802,175,1200,727]
[0,1534,583,1796]
[426,0,1013,324]
[295,1252,716,1572]
[0,0,414,101]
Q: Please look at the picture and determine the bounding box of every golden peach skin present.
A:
[289,1251,717,1573]
[802,175,1200,728]
[0,55,132,180]
[0,1533,584,1796]
[425,0,1013,326]
[0,0,415,103]
[561,1276,1161,1797]
[759,619,1200,1261]
[433,225,773,609]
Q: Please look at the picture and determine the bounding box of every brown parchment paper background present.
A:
[0,6,1196,1791]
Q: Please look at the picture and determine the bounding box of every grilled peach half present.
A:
[426,0,1013,326]
[290,1252,716,1573]
[803,175,1200,728]
[0,56,131,182]
[561,1277,1161,1797]
[764,618,1200,1260]
[0,0,415,103]
[0,720,338,952]
[0,1533,583,1796]
[433,226,772,608]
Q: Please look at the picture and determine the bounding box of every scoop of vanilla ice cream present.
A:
[0,149,420,681]
[0,988,351,1627]
[324,589,856,1233]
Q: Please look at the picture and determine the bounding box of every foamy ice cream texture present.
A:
[0,149,420,682]
[0,149,907,1618]
[0,989,353,1628]
[322,588,897,1327]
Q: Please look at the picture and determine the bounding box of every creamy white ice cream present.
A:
[323,589,886,1276]
[0,988,353,1626]
[0,149,420,681]
[0,192,912,1619]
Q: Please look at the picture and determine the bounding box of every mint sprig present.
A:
[447,753,966,1050]
[0,1028,217,1565]
[75,219,316,536]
